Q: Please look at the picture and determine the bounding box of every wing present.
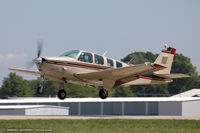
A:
[75,63,160,89]
[154,73,190,79]
[75,63,156,80]
[8,67,41,76]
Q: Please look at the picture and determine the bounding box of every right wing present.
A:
[75,63,158,80]
[8,67,41,76]
[75,63,162,89]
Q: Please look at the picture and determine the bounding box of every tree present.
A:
[0,73,33,98]
[112,86,135,97]
[67,84,98,98]
[122,51,157,64]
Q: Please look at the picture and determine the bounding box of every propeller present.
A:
[26,40,43,68]
[37,40,43,58]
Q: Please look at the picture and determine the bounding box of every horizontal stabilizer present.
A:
[8,67,41,76]
[154,73,190,79]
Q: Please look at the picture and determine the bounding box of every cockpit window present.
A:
[78,52,93,63]
[60,50,80,59]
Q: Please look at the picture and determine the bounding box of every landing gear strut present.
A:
[58,89,67,100]
[36,75,45,95]
[99,89,108,99]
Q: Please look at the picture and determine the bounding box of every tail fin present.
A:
[154,44,176,74]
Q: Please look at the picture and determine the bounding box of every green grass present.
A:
[0,119,200,133]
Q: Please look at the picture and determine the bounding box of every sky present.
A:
[0,0,200,85]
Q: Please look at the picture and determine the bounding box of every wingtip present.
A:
[8,67,14,70]
[181,74,191,78]
[185,74,191,78]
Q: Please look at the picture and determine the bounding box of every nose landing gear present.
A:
[36,75,45,95]
[37,84,44,94]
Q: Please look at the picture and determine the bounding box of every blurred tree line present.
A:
[0,51,200,98]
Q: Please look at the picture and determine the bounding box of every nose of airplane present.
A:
[32,57,42,64]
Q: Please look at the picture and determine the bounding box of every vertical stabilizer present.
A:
[154,44,176,74]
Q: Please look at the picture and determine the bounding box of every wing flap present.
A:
[75,63,157,80]
[154,73,190,79]
[9,67,41,76]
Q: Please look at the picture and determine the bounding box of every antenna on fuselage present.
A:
[128,56,134,64]
[103,51,108,56]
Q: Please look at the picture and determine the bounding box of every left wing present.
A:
[8,67,41,76]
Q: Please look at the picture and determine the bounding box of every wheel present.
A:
[37,86,44,94]
[58,89,67,100]
[99,89,108,99]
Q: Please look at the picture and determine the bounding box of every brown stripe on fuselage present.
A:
[46,59,112,71]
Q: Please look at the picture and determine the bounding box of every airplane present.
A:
[9,44,190,100]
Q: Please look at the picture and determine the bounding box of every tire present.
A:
[58,89,67,100]
[37,86,44,94]
[99,89,108,99]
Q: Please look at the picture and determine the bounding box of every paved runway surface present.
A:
[0,116,200,120]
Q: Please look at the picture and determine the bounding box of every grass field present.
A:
[0,119,200,133]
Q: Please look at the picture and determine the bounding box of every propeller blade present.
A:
[37,40,43,58]
[27,40,44,68]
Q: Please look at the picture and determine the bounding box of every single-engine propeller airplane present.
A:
[9,44,190,100]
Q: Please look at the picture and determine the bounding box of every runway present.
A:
[0,115,200,120]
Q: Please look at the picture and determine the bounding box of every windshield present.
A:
[60,50,80,59]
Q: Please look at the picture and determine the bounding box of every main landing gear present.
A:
[99,89,108,99]
[57,89,67,100]
[56,82,67,100]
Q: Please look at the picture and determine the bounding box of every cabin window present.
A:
[78,52,93,63]
[94,54,104,65]
[60,50,80,59]
[116,61,122,68]
[107,58,114,67]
